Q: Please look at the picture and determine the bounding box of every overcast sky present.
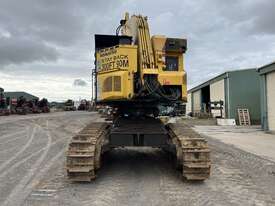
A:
[0,0,274,101]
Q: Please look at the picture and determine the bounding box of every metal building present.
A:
[187,68,261,124]
[4,91,39,101]
[258,62,275,132]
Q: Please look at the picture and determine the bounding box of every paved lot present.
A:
[0,113,275,206]
[194,125,275,162]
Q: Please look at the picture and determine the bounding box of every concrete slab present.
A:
[216,118,236,126]
[193,125,275,162]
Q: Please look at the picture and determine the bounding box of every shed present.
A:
[188,68,261,124]
[258,62,275,132]
[4,91,39,102]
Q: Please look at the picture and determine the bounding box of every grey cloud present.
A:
[73,79,88,87]
[249,0,275,35]
[0,1,82,46]
[1,0,274,100]
[0,36,59,66]
[0,0,123,66]
[212,0,275,36]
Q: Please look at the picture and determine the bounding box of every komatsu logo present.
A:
[99,48,117,57]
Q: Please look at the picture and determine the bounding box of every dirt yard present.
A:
[0,113,275,206]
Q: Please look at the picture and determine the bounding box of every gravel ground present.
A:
[0,112,275,206]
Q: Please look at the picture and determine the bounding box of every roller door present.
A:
[210,79,225,117]
[267,71,275,131]
[193,90,201,113]
[186,93,192,114]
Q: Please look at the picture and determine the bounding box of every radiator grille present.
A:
[103,76,112,92]
[113,76,121,91]
[102,76,121,92]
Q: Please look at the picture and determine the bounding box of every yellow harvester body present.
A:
[95,13,187,107]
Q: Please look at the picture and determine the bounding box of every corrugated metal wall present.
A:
[267,71,275,131]
[210,79,225,117]
[228,69,261,124]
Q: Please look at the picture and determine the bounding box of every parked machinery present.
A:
[9,98,18,114]
[0,88,10,116]
[15,96,29,115]
[26,100,40,113]
[0,90,50,115]
[38,98,50,113]
[64,99,76,111]
[78,99,91,111]
[66,13,211,182]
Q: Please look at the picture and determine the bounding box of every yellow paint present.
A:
[97,45,137,74]
[152,36,187,101]
[96,45,137,101]
[96,19,187,103]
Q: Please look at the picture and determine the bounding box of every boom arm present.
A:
[120,13,155,71]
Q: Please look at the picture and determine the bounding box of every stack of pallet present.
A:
[238,108,251,126]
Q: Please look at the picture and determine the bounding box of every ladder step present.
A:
[183,173,210,180]
[67,153,94,157]
[184,162,211,169]
[182,149,210,153]
[67,166,94,173]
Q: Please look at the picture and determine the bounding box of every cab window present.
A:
[164,56,178,71]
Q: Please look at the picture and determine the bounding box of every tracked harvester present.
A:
[66,13,211,181]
